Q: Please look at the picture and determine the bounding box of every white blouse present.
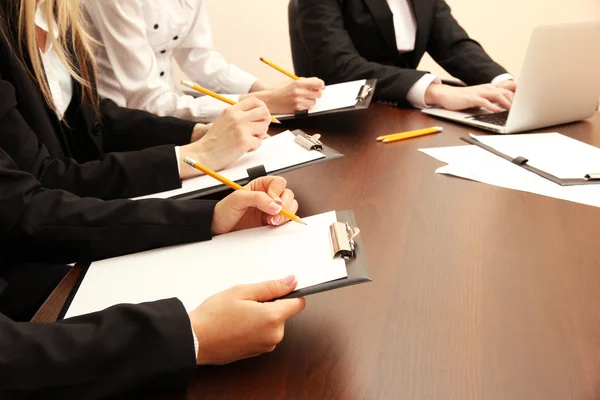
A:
[36,0,73,119]
[85,0,257,123]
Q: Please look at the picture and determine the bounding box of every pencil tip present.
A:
[298,219,308,226]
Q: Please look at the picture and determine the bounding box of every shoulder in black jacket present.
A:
[0,16,198,200]
[0,147,218,398]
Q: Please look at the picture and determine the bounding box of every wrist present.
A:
[424,83,444,106]
[179,143,209,180]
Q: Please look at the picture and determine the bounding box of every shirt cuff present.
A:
[175,146,181,175]
[406,74,441,109]
[190,322,199,360]
[491,73,514,86]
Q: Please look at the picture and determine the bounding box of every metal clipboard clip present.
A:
[329,222,361,260]
[294,133,323,151]
[584,173,600,181]
[356,84,373,102]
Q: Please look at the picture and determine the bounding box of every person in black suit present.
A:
[0,146,305,399]
[0,0,271,201]
[294,0,517,112]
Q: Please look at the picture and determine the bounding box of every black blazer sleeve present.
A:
[426,0,507,85]
[0,298,196,399]
[99,99,197,152]
[297,0,427,104]
[0,79,184,200]
[0,147,216,264]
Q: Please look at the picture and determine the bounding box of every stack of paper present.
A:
[420,133,600,208]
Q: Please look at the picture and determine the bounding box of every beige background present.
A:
[174,0,600,87]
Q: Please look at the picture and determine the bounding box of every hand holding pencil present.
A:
[185,157,306,233]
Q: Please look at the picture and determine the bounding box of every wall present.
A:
[174,0,600,86]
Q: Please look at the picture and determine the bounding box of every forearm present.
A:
[0,299,196,398]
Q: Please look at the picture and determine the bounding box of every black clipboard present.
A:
[58,210,371,320]
[166,129,343,200]
[281,210,372,299]
[462,136,600,187]
[275,79,377,121]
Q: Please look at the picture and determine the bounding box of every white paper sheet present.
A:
[420,145,600,209]
[274,80,366,118]
[134,131,325,200]
[65,212,348,319]
[472,132,600,180]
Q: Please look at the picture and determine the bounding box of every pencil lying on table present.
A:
[260,57,300,80]
[183,156,307,226]
[181,80,281,124]
[376,126,443,143]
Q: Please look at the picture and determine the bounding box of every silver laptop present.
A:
[422,21,600,134]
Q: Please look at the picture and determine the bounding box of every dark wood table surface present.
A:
[34,105,600,400]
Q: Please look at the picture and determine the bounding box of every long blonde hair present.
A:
[1,0,98,116]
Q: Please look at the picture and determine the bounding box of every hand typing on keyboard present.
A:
[424,83,515,113]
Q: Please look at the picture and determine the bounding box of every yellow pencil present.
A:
[376,126,443,143]
[181,80,281,124]
[183,157,307,226]
[260,57,300,81]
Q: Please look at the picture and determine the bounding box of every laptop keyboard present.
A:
[467,111,509,126]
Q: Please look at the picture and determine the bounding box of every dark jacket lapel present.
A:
[363,0,398,54]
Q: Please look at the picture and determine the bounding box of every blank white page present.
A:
[134,131,325,200]
[65,212,347,319]
[274,80,366,118]
[473,133,600,180]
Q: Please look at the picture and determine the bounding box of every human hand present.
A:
[495,79,517,93]
[424,83,514,113]
[189,275,306,365]
[179,98,271,179]
[211,176,297,235]
[190,123,212,143]
[260,78,325,114]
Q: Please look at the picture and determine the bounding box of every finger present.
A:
[297,77,325,91]
[279,188,296,212]
[226,190,281,217]
[476,97,502,113]
[245,135,262,152]
[244,106,272,123]
[487,90,512,111]
[236,96,268,112]
[294,88,322,100]
[271,296,306,320]
[295,99,318,111]
[239,275,298,302]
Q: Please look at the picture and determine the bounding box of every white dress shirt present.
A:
[386,0,513,108]
[35,1,73,119]
[85,0,257,123]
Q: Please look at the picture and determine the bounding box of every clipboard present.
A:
[275,79,377,121]
[58,210,372,320]
[166,130,343,200]
[462,136,600,187]
[282,210,372,299]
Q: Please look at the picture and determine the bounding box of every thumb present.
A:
[225,190,282,216]
[240,275,298,302]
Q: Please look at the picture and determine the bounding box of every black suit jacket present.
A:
[295,0,508,107]
[0,23,196,200]
[0,148,218,398]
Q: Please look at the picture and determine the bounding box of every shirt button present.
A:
[160,71,165,77]
[160,50,166,54]
[154,24,159,30]
[92,122,102,136]
[173,36,179,40]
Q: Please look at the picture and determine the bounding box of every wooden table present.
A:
[35,106,600,400]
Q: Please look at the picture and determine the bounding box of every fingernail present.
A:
[281,275,296,286]
[274,196,283,206]
[268,202,282,214]
[274,215,285,225]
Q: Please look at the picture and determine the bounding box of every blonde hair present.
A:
[2,0,98,116]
